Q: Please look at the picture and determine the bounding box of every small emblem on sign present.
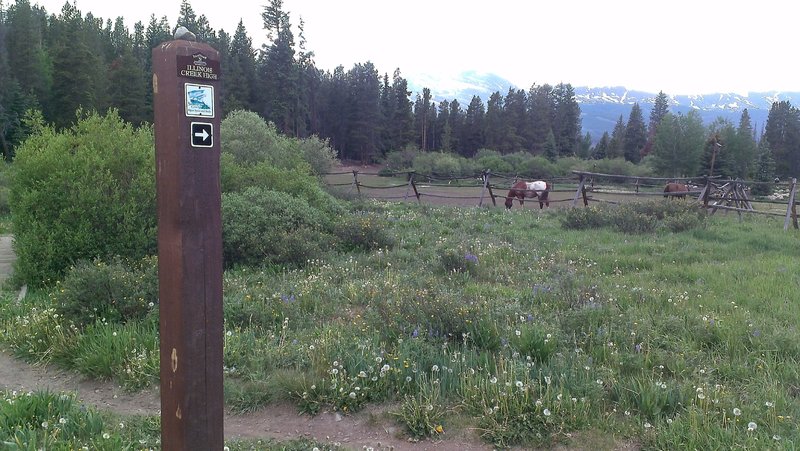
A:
[192,53,208,66]
[185,83,214,118]
[190,122,213,148]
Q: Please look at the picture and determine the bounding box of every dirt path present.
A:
[0,349,493,451]
[0,232,489,450]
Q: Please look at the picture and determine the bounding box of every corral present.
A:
[324,167,799,230]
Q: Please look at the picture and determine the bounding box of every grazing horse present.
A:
[505,180,551,209]
[663,182,689,199]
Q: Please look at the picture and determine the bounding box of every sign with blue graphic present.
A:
[185,83,214,118]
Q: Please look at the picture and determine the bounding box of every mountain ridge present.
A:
[407,72,798,140]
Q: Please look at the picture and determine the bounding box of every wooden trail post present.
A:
[153,36,223,450]
[352,170,361,196]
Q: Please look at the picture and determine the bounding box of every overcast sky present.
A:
[28,0,800,95]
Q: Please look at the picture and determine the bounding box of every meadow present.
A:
[2,199,799,450]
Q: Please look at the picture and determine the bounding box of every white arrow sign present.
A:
[194,128,210,141]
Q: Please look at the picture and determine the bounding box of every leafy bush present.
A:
[222,187,336,267]
[221,110,298,167]
[220,156,345,216]
[384,145,418,171]
[518,155,559,179]
[52,256,158,327]
[10,110,156,286]
[413,152,475,177]
[293,135,339,175]
[333,213,395,251]
[561,200,705,234]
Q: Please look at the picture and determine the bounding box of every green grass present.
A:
[1,200,799,449]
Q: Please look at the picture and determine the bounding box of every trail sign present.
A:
[191,122,213,147]
[153,36,223,450]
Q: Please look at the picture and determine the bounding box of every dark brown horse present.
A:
[505,180,551,209]
[663,182,689,199]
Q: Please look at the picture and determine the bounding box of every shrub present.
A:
[413,152,474,177]
[517,155,558,179]
[561,200,705,234]
[293,135,339,175]
[221,110,299,168]
[52,256,158,327]
[333,213,395,251]
[222,187,336,267]
[10,110,156,286]
[220,156,345,217]
[383,145,418,171]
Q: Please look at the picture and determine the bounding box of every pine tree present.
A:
[528,83,554,155]
[552,83,581,157]
[752,137,776,196]
[391,69,414,149]
[5,0,50,103]
[413,87,433,151]
[623,103,646,163]
[577,132,592,159]
[608,115,626,159]
[448,99,463,154]
[543,129,557,162]
[259,0,297,134]
[763,101,800,178]
[731,109,757,178]
[461,96,485,156]
[48,3,98,127]
[176,0,198,32]
[593,132,610,159]
[503,88,528,152]
[484,91,504,152]
[346,62,381,162]
[224,20,257,112]
[644,90,670,155]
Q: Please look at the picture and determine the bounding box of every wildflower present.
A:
[644,422,652,429]
[358,371,367,378]
[435,424,444,433]
[747,422,757,431]
[490,376,498,384]
[432,365,439,372]
[103,433,111,439]
[544,376,551,385]
[697,393,705,400]
[765,401,774,408]
[41,421,49,429]
[515,330,521,336]
[733,408,742,416]
[59,418,67,424]
[543,408,551,416]
[226,331,232,337]
[349,392,356,399]
[515,381,523,388]
[773,435,781,441]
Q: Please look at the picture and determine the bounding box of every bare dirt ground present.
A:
[0,349,496,451]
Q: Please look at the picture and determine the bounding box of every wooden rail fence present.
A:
[323,170,799,230]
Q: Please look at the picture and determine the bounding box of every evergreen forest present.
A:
[2,0,800,182]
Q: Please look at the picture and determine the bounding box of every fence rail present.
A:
[322,169,799,230]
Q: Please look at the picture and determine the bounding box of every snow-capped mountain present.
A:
[407,72,800,140]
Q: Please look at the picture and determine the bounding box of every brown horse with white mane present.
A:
[505,180,551,209]
[663,182,689,199]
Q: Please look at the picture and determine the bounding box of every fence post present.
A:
[702,176,711,209]
[572,174,586,207]
[404,171,415,202]
[411,178,421,204]
[352,170,361,196]
[784,178,798,231]
[635,178,640,193]
[479,170,490,207]
[582,182,589,206]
